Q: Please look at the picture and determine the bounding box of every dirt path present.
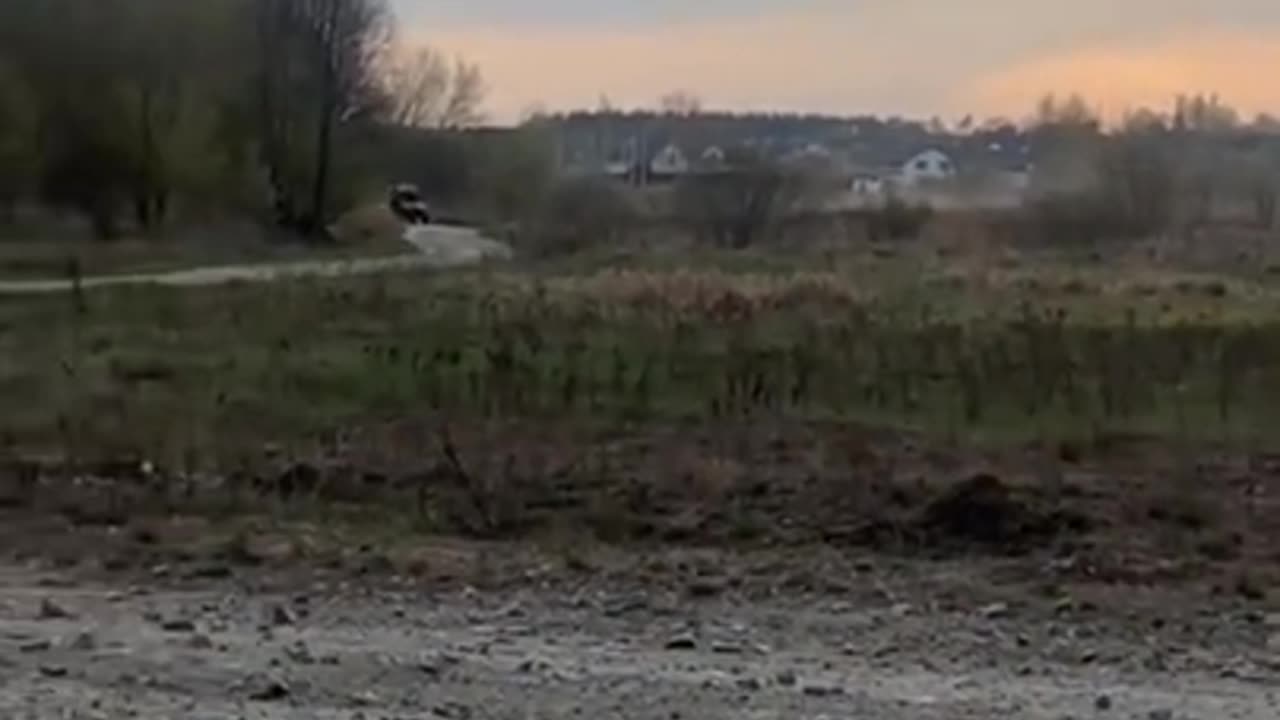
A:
[0,225,512,295]
[1,562,1275,720]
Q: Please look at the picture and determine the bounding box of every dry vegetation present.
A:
[0,238,1279,595]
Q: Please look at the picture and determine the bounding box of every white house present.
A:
[649,143,690,177]
[898,148,956,186]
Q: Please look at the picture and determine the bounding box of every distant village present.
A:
[543,111,1037,209]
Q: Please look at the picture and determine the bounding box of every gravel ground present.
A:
[1,560,1277,720]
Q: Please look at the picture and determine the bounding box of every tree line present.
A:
[0,0,489,241]
[1025,93,1280,240]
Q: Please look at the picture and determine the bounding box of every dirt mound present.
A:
[914,473,1085,552]
[330,203,404,245]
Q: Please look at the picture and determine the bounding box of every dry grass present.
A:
[1,242,1280,467]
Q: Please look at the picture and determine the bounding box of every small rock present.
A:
[1236,576,1267,601]
[37,598,74,620]
[802,684,844,697]
[664,633,698,651]
[979,602,1011,619]
[1148,710,1173,720]
[188,563,232,580]
[160,619,196,633]
[19,639,52,653]
[434,701,471,719]
[736,677,762,692]
[350,690,379,707]
[188,633,215,650]
[67,631,96,651]
[285,641,314,664]
[1095,694,1112,711]
[270,604,297,627]
[775,669,798,687]
[686,578,725,598]
[248,677,291,702]
[603,596,649,617]
[1079,649,1099,664]
[871,643,897,659]
[38,664,68,678]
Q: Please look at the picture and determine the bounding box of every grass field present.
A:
[6,242,1280,466]
[0,238,1278,587]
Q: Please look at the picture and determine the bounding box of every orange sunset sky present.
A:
[393,0,1280,123]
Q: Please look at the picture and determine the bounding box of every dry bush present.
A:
[860,196,933,242]
[1023,191,1129,246]
[523,177,636,257]
[1022,130,1178,247]
[674,160,798,249]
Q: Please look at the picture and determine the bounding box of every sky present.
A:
[392,0,1280,124]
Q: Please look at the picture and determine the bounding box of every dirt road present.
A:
[0,225,511,295]
[1,558,1275,720]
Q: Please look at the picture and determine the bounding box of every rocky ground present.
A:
[3,423,1280,718]
[1,546,1278,720]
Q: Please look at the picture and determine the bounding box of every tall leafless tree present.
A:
[382,45,486,129]
[659,90,703,116]
[255,0,390,237]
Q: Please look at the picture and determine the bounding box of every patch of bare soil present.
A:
[0,545,1277,719]
[2,420,1279,571]
[1,421,1279,717]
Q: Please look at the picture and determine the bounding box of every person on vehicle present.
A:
[389,184,433,225]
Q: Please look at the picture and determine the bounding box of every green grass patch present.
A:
[5,257,1280,463]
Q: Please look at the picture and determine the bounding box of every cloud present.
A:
[966,29,1280,121]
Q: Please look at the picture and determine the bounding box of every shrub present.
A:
[523,177,636,257]
[863,195,933,242]
[675,160,795,249]
[1024,191,1128,246]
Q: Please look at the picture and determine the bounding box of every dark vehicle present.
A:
[388,184,433,225]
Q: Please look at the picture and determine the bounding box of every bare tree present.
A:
[1173,93,1239,133]
[1252,177,1278,230]
[0,61,37,222]
[1101,127,1177,237]
[302,0,391,236]
[254,0,391,237]
[676,155,798,249]
[1033,93,1100,130]
[659,90,703,116]
[1240,154,1280,230]
[382,45,486,129]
